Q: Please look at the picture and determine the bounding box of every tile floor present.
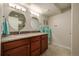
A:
[42,45,71,56]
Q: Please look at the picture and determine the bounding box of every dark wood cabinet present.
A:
[4,45,30,56]
[2,39,30,56]
[31,49,40,56]
[31,36,41,56]
[2,39,28,51]
[41,35,48,53]
[1,34,48,56]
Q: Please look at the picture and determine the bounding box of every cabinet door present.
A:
[1,46,4,56]
[31,40,40,52]
[41,35,48,53]
[4,45,30,56]
[31,49,40,56]
[31,36,41,56]
[2,39,29,51]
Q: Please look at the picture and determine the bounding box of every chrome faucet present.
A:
[18,30,21,34]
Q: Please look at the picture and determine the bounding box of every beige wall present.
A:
[72,4,79,56]
[48,10,71,50]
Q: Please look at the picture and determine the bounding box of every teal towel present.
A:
[40,25,52,44]
[2,19,10,35]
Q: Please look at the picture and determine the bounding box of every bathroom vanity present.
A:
[1,33,48,56]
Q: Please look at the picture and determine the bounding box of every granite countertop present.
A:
[1,33,47,43]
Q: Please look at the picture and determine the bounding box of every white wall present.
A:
[72,4,79,56]
[0,3,3,56]
[48,10,71,50]
[0,4,3,35]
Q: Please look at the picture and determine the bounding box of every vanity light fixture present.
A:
[9,3,26,12]
[16,5,22,10]
[21,8,26,12]
[29,4,42,14]
[30,10,39,16]
[9,3,16,8]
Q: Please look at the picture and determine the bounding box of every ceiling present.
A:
[19,3,71,17]
[54,3,71,12]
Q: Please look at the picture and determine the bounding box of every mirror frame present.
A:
[8,11,26,31]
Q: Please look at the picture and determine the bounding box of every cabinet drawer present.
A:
[31,40,40,51]
[42,35,48,40]
[31,49,40,56]
[31,36,40,42]
[2,39,29,51]
[4,45,30,56]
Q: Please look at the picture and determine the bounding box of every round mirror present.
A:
[31,17,40,30]
[8,11,26,31]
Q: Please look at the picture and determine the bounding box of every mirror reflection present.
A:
[31,17,41,30]
[8,11,26,31]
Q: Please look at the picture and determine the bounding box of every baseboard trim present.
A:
[52,42,71,50]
